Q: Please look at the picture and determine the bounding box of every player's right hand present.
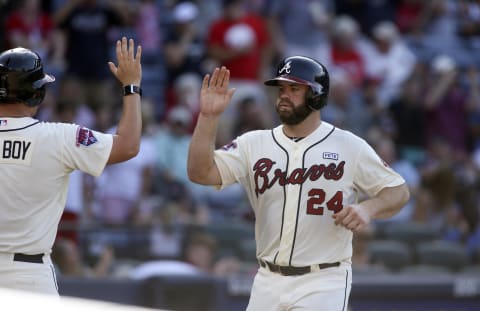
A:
[199,66,236,118]
[332,204,371,233]
[108,37,142,87]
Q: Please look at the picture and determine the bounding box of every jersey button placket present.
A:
[277,148,303,264]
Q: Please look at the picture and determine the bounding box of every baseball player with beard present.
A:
[0,37,142,295]
[188,56,410,310]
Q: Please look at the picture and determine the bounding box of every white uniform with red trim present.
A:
[0,117,112,294]
[214,121,405,310]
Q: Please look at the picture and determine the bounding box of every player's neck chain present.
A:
[282,128,305,142]
[286,135,305,142]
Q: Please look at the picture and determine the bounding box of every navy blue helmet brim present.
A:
[32,73,55,89]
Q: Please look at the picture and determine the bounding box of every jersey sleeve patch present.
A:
[76,126,98,147]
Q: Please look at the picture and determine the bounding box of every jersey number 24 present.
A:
[306,189,343,215]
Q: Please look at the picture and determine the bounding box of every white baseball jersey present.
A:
[214,121,405,266]
[0,117,112,254]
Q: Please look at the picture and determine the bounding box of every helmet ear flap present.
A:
[0,76,7,102]
[306,88,327,110]
[25,86,46,107]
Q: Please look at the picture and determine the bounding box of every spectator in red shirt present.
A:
[395,0,426,35]
[329,15,366,87]
[206,0,271,82]
[317,15,367,88]
[5,0,64,70]
[206,0,273,145]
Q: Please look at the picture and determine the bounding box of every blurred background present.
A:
[1,0,480,310]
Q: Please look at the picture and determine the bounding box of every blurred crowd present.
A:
[2,0,480,279]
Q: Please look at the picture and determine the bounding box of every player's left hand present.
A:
[332,204,371,233]
[108,37,142,86]
[199,66,236,118]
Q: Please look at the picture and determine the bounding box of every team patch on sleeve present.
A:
[76,126,98,147]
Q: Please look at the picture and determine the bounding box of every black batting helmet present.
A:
[0,47,55,107]
[264,56,329,110]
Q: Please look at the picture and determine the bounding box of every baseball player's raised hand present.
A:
[332,204,371,233]
[108,37,142,86]
[199,66,236,117]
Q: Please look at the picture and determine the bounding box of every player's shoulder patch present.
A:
[76,126,98,147]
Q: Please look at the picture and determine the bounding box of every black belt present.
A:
[258,259,340,276]
[13,253,44,264]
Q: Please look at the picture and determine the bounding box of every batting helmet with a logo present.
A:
[0,47,55,107]
[264,56,329,110]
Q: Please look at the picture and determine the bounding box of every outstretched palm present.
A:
[108,37,142,86]
[200,66,236,117]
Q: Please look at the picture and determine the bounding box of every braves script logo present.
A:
[76,126,98,147]
[253,158,345,196]
[278,61,292,74]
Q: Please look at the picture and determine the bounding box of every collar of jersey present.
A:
[275,121,334,145]
[0,117,39,131]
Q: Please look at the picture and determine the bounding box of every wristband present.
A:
[123,84,142,97]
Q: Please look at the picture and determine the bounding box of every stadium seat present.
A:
[382,222,438,247]
[399,264,452,276]
[472,245,480,263]
[234,239,257,263]
[368,240,413,272]
[416,241,471,272]
[459,265,480,276]
[352,264,389,276]
[205,222,255,258]
[238,238,257,263]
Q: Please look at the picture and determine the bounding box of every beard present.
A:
[276,100,312,125]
